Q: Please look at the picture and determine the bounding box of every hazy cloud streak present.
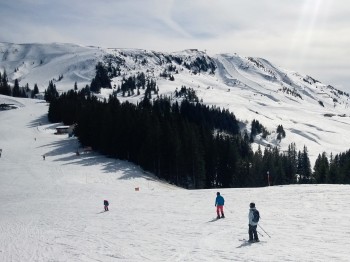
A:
[0,0,349,91]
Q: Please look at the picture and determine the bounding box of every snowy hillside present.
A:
[1,95,350,261]
[0,42,105,92]
[1,42,350,164]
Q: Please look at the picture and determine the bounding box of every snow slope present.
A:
[1,96,350,261]
[0,42,105,91]
[1,42,350,165]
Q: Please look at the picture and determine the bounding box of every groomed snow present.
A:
[1,95,350,261]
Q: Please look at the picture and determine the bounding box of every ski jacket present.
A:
[215,195,225,206]
[249,207,258,226]
[104,200,109,206]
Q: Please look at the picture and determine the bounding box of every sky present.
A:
[1,94,350,261]
[1,0,350,93]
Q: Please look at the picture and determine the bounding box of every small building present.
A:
[34,93,45,100]
[55,125,74,135]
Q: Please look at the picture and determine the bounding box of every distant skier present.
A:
[104,200,109,211]
[42,154,45,160]
[248,202,260,242]
[215,192,225,219]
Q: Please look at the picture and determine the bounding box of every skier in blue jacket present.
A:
[215,192,225,219]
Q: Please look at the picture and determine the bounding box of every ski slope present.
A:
[1,96,350,261]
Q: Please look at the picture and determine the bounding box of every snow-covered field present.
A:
[1,96,350,261]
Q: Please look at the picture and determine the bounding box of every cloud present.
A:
[0,0,349,92]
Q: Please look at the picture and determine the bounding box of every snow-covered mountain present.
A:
[1,42,350,164]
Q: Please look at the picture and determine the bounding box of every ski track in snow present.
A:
[1,97,350,261]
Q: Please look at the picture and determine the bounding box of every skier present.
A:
[215,192,225,219]
[248,202,260,242]
[104,200,109,211]
[42,154,45,160]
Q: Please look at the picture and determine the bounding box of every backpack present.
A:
[252,209,260,223]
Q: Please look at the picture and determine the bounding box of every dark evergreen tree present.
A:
[297,145,312,183]
[339,150,350,183]
[32,84,39,98]
[271,146,286,185]
[277,125,286,141]
[90,62,111,93]
[313,152,329,183]
[328,153,339,183]
[285,143,298,184]
[0,70,11,96]
[136,72,146,88]
[121,76,136,95]
[12,79,26,98]
[12,79,21,97]
[44,81,59,102]
[250,145,264,186]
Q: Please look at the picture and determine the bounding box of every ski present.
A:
[239,239,262,243]
[207,216,225,222]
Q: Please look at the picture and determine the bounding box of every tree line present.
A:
[313,151,350,184]
[0,70,39,98]
[48,86,325,189]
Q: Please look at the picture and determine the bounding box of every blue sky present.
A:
[1,0,349,92]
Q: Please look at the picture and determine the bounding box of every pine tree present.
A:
[25,83,30,92]
[44,81,59,102]
[297,146,312,183]
[251,145,264,186]
[285,143,298,184]
[12,79,21,97]
[277,125,286,140]
[328,153,339,183]
[0,70,11,96]
[313,152,329,183]
[32,84,39,98]
[90,62,111,93]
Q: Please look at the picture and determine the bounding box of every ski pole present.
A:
[258,224,271,238]
[257,230,264,237]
